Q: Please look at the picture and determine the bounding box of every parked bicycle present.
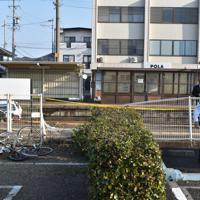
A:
[16,126,53,157]
[0,131,28,161]
[0,126,53,161]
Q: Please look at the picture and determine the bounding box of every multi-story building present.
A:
[91,0,200,103]
[60,27,92,97]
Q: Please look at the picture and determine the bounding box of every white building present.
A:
[92,0,200,103]
[60,27,92,97]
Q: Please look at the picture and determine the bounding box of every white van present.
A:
[0,100,22,120]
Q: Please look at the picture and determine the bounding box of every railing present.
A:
[2,95,200,141]
[126,97,200,141]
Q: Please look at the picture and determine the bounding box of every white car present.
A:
[0,100,22,120]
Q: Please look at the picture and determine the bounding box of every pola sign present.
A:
[144,62,172,69]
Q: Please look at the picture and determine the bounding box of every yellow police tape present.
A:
[44,97,189,111]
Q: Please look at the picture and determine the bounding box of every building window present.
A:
[83,55,91,69]
[174,8,198,24]
[174,41,185,56]
[133,73,145,93]
[150,40,197,56]
[64,36,76,48]
[121,7,144,23]
[174,73,179,94]
[98,39,109,55]
[117,72,130,93]
[98,6,144,23]
[150,41,160,55]
[83,37,91,48]
[63,55,75,63]
[103,72,116,93]
[146,73,159,94]
[185,41,197,56]
[163,72,173,94]
[151,7,198,24]
[98,39,144,56]
[98,7,121,23]
[109,40,120,55]
[162,8,173,23]
[161,41,173,56]
[109,7,121,22]
[179,73,188,94]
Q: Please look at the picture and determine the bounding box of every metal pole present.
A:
[12,0,16,60]
[3,20,7,49]
[7,94,12,132]
[39,94,46,138]
[55,0,60,62]
[188,96,193,141]
[52,18,54,54]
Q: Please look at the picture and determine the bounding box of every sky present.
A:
[0,0,92,58]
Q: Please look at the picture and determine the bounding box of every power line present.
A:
[17,45,52,50]
[16,47,34,58]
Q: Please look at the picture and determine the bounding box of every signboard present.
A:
[0,78,31,100]
[144,62,172,69]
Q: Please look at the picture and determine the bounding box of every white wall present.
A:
[97,0,144,6]
[150,0,198,7]
[98,24,144,39]
[150,25,198,40]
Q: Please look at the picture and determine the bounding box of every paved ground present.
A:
[0,163,89,200]
[0,141,89,200]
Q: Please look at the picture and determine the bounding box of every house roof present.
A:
[34,53,55,61]
[0,47,12,57]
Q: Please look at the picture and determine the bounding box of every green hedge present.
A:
[73,107,166,200]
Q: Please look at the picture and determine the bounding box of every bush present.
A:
[73,107,166,200]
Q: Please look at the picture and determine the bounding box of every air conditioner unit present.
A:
[97,57,103,63]
[129,57,138,63]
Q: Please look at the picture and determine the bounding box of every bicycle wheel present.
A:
[36,146,53,156]
[20,146,53,157]
[16,126,43,148]
[20,147,38,157]
[8,151,28,161]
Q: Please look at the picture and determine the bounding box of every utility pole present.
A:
[10,0,20,60]
[12,0,16,60]
[55,0,60,62]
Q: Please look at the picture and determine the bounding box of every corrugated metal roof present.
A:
[0,61,83,70]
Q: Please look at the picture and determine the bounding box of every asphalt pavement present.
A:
[0,141,89,200]
[0,161,89,200]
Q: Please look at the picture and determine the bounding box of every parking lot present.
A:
[0,142,89,200]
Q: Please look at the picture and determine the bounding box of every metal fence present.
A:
[127,97,200,141]
[2,94,200,142]
[0,94,43,135]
